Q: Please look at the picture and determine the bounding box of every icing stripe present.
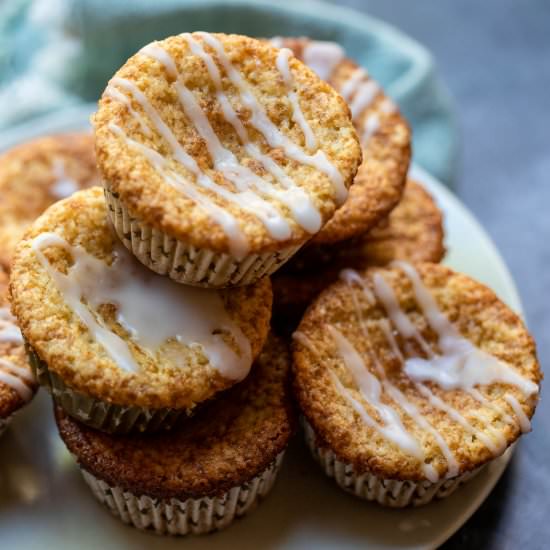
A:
[182,33,322,234]
[340,68,367,102]
[504,394,531,433]
[196,32,348,205]
[0,307,23,344]
[344,280,457,479]
[0,358,33,402]
[109,78,254,258]
[298,265,538,478]
[104,85,152,137]
[276,48,318,150]
[302,40,345,81]
[294,329,436,481]
[32,233,141,373]
[362,114,380,143]
[392,260,538,397]
[108,123,248,258]
[140,43,296,240]
[349,81,380,121]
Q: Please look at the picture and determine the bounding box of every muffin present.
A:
[55,334,295,535]
[0,268,37,436]
[293,262,541,507]
[273,180,444,331]
[271,37,411,245]
[0,133,98,272]
[93,32,362,287]
[10,188,272,434]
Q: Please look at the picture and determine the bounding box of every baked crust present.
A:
[0,269,37,417]
[93,33,362,254]
[55,334,295,500]
[9,188,272,410]
[275,37,410,244]
[292,263,541,481]
[273,180,444,328]
[0,133,98,272]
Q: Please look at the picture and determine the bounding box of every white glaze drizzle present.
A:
[380,98,397,114]
[50,158,79,199]
[349,80,380,121]
[139,44,293,241]
[343,280,457,479]
[362,113,380,143]
[103,84,152,137]
[293,329,432,479]
[31,232,252,380]
[340,68,367,101]
[140,43,316,243]
[269,36,284,49]
[108,78,250,258]
[276,48,317,150]
[327,325,425,459]
[371,272,510,454]
[302,40,345,81]
[415,383,503,455]
[0,358,34,402]
[504,394,531,433]
[392,261,538,397]
[305,265,538,477]
[371,263,537,450]
[0,307,23,344]
[196,32,348,204]
[108,123,248,258]
[181,33,322,234]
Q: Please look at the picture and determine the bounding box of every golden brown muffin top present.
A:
[293,263,541,481]
[272,180,445,330]
[56,334,295,500]
[0,133,98,272]
[0,269,37,418]
[93,33,361,257]
[10,188,272,410]
[273,37,410,244]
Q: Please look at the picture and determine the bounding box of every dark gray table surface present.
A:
[330,0,549,548]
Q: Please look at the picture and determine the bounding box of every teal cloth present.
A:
[0,0,458,185]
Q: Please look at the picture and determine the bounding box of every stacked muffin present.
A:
[3,30,542,535]
[8,33,361,534]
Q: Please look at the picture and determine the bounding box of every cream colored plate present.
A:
[0,110,521,549]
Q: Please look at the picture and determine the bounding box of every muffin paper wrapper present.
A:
[303,420,483,508]
[26,344,190,435]
[80,452,285,535]
[104,185,302,288]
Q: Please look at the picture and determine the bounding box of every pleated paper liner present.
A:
[303,420,483,507]
[26,343,190,434]
[104,185,302,288]
[80,452,285,535]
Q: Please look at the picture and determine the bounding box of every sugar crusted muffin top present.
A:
[0,269,37,418]
[0,133,98,272]
[93,33,362,257]
[293,263,541,481]
[271,37,411,244]
[9,187,272,410]
[56,334,295,500]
